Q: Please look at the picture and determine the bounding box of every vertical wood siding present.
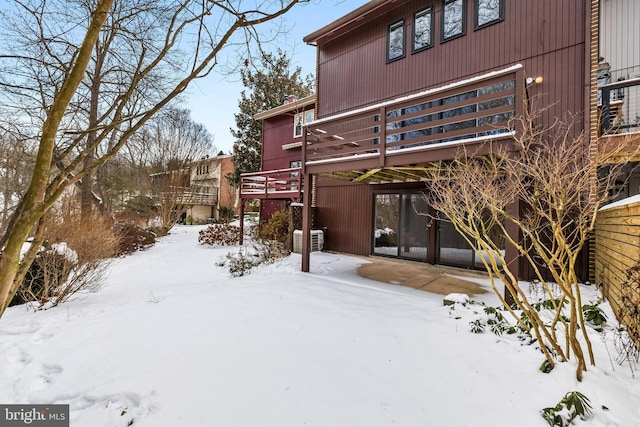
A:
[595,201,640,347]
[261,114,303,171]
[315,179,428,256]
[316,0,587,128]
[315,178,373,255]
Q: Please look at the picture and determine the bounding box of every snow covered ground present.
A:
[1,225,639,426]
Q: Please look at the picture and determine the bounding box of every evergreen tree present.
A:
[229,49,314,186]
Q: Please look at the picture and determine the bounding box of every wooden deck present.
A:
[239,167,302,200]
[302,65,526,182]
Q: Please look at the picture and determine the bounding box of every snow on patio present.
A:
[0,225,639,426]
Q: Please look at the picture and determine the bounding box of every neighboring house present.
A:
[597,0,640,196]
[593,0,640,346]
[151,154,237,224]
[188,154,238,223]
[244,1,640,283]
[238,95,315,225]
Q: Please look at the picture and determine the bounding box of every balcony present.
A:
[154,186,218,207]
[599,77,640,162]
[302,65,526,182]
[239,168,303,200]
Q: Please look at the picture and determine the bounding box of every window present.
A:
[441,0,466,42]
[293,109,314,138]
[386,19,405,62]
[475,0,503,29]
[412,6,434,53]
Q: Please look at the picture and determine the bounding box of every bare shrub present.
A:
[257,209,291,252]
[12,214,119,308]
[216,212,292,277]
[424,112,635,380]
[198,224,241,246]
[114,220,156,255]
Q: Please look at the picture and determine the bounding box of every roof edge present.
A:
[304,0,399,46]
[253,94,316,120]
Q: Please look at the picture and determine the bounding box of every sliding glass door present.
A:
[373,192,429,261]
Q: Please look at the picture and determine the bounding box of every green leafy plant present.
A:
[541,391,592,426]
[217,206,236,224]
[533,298,568,311]
[470,319,486,334]
[222,249,260,277]
[582,303,607,330]
[540,359,554,373]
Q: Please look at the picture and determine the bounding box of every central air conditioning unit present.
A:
[292,230,324,254]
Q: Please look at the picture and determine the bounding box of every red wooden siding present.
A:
[315,0,587,131]
[261,114,303,171]
[315,178,373,255]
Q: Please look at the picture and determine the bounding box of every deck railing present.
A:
[303,66,525,169]
[239,167,302,199]
[600,77,640,135]
[156,185,218,205]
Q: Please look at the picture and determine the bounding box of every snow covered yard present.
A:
[1,225,639,427]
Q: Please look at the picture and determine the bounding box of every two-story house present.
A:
[245,0,640,283]
[188,154,238,223]
[297,0,592,279]
[238,95,315,224]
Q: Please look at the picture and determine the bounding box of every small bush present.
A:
[198,224,241,246]
[541,391,592,426]
[223,250,261,277]
[258,209,291,251]
[10,247,69,306]
[114,220,156,255]
[582,303,608,331]
[470,319,486,334]
[217,206,236,224]
[12,214,119,308]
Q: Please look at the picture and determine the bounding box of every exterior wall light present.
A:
[526,76,544,85]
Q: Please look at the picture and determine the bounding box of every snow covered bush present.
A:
[11,214,118,308]
[220,249,261,277]
[198,224,241,246]
[541,391,592,426]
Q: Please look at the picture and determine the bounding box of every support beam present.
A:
[239,199,245,245]
[301,172,313,272]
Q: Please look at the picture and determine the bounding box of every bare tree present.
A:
[425,112,638,381]
[130,107,215,231]
[0,135,35,232]
[0,0,308,318]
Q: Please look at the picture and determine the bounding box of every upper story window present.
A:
[294,109,315,138]
[412,6,434,53]
[386,19,406,62]
[441,0,466,42]
[475,0,504,29]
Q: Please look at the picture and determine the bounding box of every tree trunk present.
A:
[0,0,114,319]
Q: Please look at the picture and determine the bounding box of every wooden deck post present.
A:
[239,199,245,245]
[301,172,313,272]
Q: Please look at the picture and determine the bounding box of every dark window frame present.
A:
[412,5,434,53]
[441,0,466,43]
[474,0,504,30]
[386,18,406,63]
